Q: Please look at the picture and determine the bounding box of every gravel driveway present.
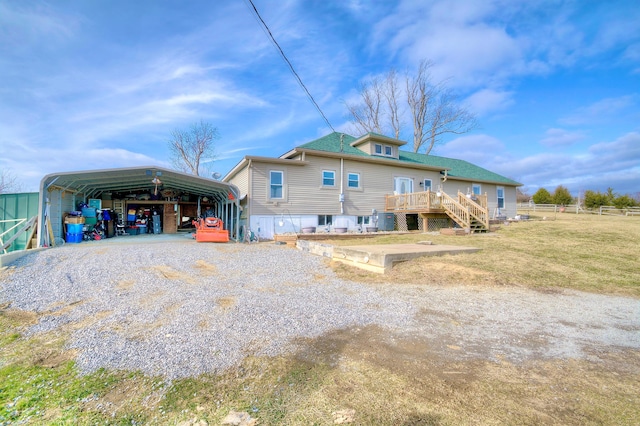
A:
[1,238,639,380]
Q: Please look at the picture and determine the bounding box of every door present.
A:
[256,216,274,240]
[163,203,177,233]
[394,177,413,208]
[394,177,413,194]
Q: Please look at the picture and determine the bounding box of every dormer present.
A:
[350,133,407,160]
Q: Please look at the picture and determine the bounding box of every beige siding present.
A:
[239,155,519,219]
[248,155,444,215]
[230,167,249,196]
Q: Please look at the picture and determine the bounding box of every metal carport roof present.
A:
[39,165,239,202]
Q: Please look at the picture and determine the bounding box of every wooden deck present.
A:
[385,189,490,233]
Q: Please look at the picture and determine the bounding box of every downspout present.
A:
[248,159,253,233]
[340,158,344,214]
[339,134,344,214]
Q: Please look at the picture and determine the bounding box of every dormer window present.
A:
[374,143,393,157]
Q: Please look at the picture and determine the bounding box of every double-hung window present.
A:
[270,170,283,199]
[497,187,505,209]
[347,173,360,189]
[322,170,335,187]
[423,179,432,191]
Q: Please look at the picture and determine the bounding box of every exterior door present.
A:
[394,177,413,194]
[257,216,274,240]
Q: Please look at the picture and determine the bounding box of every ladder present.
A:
[113,200,125,223]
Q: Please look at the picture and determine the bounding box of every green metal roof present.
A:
[295,132,521,186]
[297,132,365,156]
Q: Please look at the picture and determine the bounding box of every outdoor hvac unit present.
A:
[378,212,395,231]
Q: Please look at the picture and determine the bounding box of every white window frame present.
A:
[318,215,333,226]
[322,170,335,187]
[357,216,371,225]
[374,143,393,157]
[269,170,284,200]
[347,172,360,189]
[497,186,505,209]
[423,179,432,191]
[472,183,482,196]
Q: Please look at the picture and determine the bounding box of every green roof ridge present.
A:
[296,132,520,185]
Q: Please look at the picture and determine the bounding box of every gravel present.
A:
[1,238,639,380]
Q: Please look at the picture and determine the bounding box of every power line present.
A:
[244,0,336,133]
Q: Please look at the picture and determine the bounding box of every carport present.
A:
[37,166,240,247]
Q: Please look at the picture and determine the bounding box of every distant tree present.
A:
[613,194,636,209]
[0,168,23,194]
[345,60,478,154]
[532,188,552,204]
[516,188,530,203]
[583,190,610,209]
[605,187,617,205]
[168,120,219,176]
[552,185,573,206]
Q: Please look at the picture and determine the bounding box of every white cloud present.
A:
[560,95,638,126]
[464,89,515,117]
[435,134,505,163]
[539,128,585,147]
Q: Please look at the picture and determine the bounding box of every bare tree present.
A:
[345,60,478,155]
[168,120,219,176]
[345,77,384,136]
[384,69,402,139]
[0,168,23,194]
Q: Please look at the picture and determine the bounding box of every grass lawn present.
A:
[1,212,639,425]
[329,212,640,297]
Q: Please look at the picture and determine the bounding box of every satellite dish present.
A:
[212,172,221,179]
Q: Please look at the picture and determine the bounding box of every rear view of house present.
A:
[224,133,521,240]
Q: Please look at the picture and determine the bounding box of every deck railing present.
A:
[384,189,490,232]
[384,190,442,212]
[457,191,489,229]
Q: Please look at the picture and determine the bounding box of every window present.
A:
[423,179,432,191]
[318,215,333,226]
[472,183,482,196]
[322,170,335,186]
[374,143,393,157]
[347,173,360,189]
[497,187,505,209]
[270,171,283,199]
[357,216,370,225]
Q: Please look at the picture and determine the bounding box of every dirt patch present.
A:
[217,296,236,310]
[34,348,78,368]
[0,307,38,325]
[194,260,218,275]
[116,280,135,290]
[151,265,196,284]
[290,324,640,424]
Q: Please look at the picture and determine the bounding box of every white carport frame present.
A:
[37,166,241,247]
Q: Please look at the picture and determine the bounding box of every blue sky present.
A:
[1,0,639,197]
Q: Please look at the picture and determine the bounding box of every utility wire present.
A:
[244,0,336,133]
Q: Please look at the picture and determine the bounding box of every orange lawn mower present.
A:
[192,217,230,243]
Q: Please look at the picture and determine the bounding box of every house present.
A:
[223,132,522,240]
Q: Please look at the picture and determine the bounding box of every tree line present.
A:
[530,186,639,209]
